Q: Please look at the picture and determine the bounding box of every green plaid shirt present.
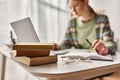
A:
[59,13,117,55]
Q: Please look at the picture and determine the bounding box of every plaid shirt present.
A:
[59,13,117,55]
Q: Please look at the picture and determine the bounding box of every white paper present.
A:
[61,51,113,61]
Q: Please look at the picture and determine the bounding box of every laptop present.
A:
[10,17,40,43]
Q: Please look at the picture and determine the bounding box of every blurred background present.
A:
[0,0,120,80]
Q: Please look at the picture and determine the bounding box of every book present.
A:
[11,50,57,66]
[61,51,113,61]
[12,50,50,57]
[13,43,54,50]
[11,55,57,66]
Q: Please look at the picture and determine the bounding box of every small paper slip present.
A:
[61,51,113,61]
[50,50,69,55]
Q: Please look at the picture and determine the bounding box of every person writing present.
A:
[54,0,117,55]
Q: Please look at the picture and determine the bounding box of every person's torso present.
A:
[76,17,96,49]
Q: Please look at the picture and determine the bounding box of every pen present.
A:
[86,39,101,55]
[86,39,92,46]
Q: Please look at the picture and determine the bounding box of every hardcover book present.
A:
[13,43,54,50]
[12,50,50,57]
[11,55,57,66]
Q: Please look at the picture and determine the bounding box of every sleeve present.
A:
[58,18,75,50]
[58,28,72,50]
[102,16,117,55]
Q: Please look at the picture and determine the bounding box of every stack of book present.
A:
[11,43,57,66]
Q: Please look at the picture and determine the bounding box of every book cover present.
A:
[13,43,54,50]
[12,50,50,57]
[11,55,57,66]
[61,51,113,61]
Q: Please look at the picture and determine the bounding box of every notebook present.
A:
[61,51,113,61]
[10,17,40,43]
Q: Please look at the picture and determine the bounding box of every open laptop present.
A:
[10,17,40,43]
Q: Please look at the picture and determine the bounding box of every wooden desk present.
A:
[1,46,120,80]
[19,53,120,80]
[0,54,6,80]
[0,46,12,80]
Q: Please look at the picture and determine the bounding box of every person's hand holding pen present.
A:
[86,39,108,55]
[92,39,108,55]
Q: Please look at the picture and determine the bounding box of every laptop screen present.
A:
[10,17,40,43]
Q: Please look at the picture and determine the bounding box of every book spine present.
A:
[12,56,30,66]
[12,50,50,57]
[30,55,57,66]
[13,45,54,50]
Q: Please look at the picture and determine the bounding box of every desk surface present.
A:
[20,54,120,79]
[1,46,120,80]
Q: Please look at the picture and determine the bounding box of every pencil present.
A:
[86,39,101,55]
[86,39,92,46]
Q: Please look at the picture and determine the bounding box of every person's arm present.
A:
[102,30,117,55]
[93,15,117,55]
[57,18,76,50]
[58,28,72,50]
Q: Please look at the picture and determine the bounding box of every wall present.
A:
[0,0,35,80]
[1,0,120,47]
[0,1,10,79]
[0,0,38,46]
[90,0,120,50]
[89,0,120,38]
[1,0,120,80]
[0,0,10,46]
